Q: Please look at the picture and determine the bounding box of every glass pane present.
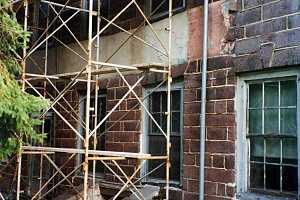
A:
[250,137,264,162]
[264,109,279,134]
[162,92,167,112]
[249,109,262,134]
[249,84,262,108]
[282,166,298,192]
[150,113,161,134]
[171,112,181,134]
[162,113,167,132]
[280,108,297,135]
[266,164,280,190]
[148,136,181,182]
[281,80,297,107]
[264,82,279,107]
[148,136,165,179]
[151,92,161,112]
[171,90,181,111]
[250,163,264,189]
[170,137,181,181]
[282,138,297,164]
[266,138,280,163]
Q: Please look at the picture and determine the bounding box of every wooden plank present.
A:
[21,146,160,159]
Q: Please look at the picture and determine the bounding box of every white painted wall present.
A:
[54,12,188,74]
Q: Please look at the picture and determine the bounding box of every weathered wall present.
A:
[56,12,188,74]
[233,0,300,72]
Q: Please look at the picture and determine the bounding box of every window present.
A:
[78,93,107,175]
[146,0,185,20]
[143,83,183,184]
[237,71,300,198]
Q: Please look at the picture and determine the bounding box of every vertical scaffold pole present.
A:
[17,0,28,199]
[83,0,93,198]
[166,0,172,199]
[92,0,101,199]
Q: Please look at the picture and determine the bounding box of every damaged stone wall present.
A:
[232,0,300,72]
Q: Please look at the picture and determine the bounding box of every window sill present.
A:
[237,192,297,200]
[142,178,181,189]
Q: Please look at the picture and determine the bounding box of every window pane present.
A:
[249,84,262,108]
[281,80,297,107]
[162,92,167,112]
[266,138,280,163]
[150,113,161,134]
[151,92,161,112]
[280,108,297,135]
[264,82,279,107]
[171,90,181,111]
[170,137,181,181]
[161,113,167,132]
[250,163,264,189]
[282,166,298,192]
[282,138,297,164]
[171,112,180,134]
[249,109,262,134]
[266,164,280,190]
[250,137,264,162]
[148,136,181,182]
[264,109,279,134]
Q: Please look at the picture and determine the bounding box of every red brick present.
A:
[227,126,236,141]
[205,168,235,183]
[226,185,235,197]
[123,143,139,152]
[213,70,227,86]
[207,127,227,140]
[187,179,199,193]
[215,101,226,114]
[206,114,235,126]
[184,127,200,139]
[108,77,120,87]
[183,166,199,179]
[205,181,217,195]
[206,141,235,154]
[123,121,140,131]
[217,183,226,196]
[115,87,129,99]
[184,114,200,126]
[184,102,200,114]
[213,155,225,168]
[225,155,235,170]
[190,140,200,152]
[106,142,124,152]
[183,89,198,103]
[227,100,234,113]
[215,86,235,99]
[183,153,196,165]
[183,191,199,200]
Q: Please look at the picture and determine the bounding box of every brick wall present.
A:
[232,0,300,72]
[182,57,236,200]
[55,87,80,174]
[98,75,142,182]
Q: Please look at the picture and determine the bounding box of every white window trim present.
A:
[236,69,300,199]
[140,81,184,185]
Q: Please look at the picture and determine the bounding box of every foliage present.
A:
[0,0,48,159]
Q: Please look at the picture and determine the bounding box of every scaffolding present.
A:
[10,0,174,199]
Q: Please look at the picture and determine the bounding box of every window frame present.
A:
[141,81,184,186]
[236,69,300,198]
[76,93,107,178]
